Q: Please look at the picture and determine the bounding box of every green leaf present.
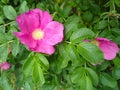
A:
[19,1,29,13]
[115,0,120,7]
[0,43,8,62]
[35,53,49,69]
[32,61,45,85]
[67,44,84,66]
[1,74,12,90]
[112,67,120,80]
[80,76,93,90]
[1,0,9,4]
[97,61,110,71]
[3,5,17,20]
[82,11,93,22]
[97,20,108,29]
[70,67,85,83]
[0,33,8,44]
[113,57,120,68]
[24,82,32,90]
[100,73,117,88]
[22,53,35,76]
[77,42,104,64]
[64,15,80,39]
[0,16,4,24]
[70,28,95,43]
[0,26,5,33]
[11,39,19,56]
[86,68,99,86]
[58,43,70,60]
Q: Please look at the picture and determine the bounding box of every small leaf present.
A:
[115,0,120,7]
[77,42,104,64]
[86,68,99,86]
[98,61,110,71]
[32,61,45,85]
[0,27,5,33]
[113,57,120,68]
[97,20,108,29]
[70,67,85,83]
[11,39,19,56]
[0,33,8,44]
[35,53,49,69]
[19,1,29,13]
[80,76,93,90]
[0,16,4,24]
[22,53,35,76]
[67,44,84,66]
[3,5,17,20]
[1,74,12,90]
[65,15,80,35]
[70,28,95,43]
[82,11,93,22]
[58,43,70,60]
[64,15,80,40]
[0,43,8,62]
[100,73,117,88]
[1,0,9,4]
[112,67,120,80]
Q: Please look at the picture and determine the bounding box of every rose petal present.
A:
[98,40,119,60]
[30,40,55,55]
[43,21,64,45]
[14,32,36,48]
[33,8,52,29]
[96,37,110,42]
[84,40,91,42]
[16,9,40,33]
[0,62,11,70]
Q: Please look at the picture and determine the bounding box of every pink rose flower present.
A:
[84,37,119,60]
[95,38,119,60]
[14,8,64,55]
[0,62,11,70]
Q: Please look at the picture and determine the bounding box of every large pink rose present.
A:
[14,8,64,55]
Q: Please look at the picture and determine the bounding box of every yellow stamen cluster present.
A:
[32,29,44,40]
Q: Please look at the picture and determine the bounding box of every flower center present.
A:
[32,29,44,40]
[91,40,100,46]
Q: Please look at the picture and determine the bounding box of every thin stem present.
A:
[110,0,116,11]
[0,40,14,48]
[107,17,111,31]
[0,21,15,28]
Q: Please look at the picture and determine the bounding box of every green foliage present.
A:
[77,42,104,64]
[3,5,17,20]
[0,0,120,90]
[70,28,95,43]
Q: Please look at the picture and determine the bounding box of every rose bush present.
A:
[0,0,120,90]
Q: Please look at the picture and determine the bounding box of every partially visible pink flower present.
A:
[84,38,119,60]
[95,37,119,60]
[0,62,11,70]
[14,8,64,55]
[83,40,91,42]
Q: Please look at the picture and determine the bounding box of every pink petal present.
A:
[32,8,52,29]
[0,62,11,70]
[30,40,55,55]
[84,40,91,42]
[43,21,64,45]
[96,37,110,42]
[14,32,36,48]
[97,38,119,60]
[16,9,41,33]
